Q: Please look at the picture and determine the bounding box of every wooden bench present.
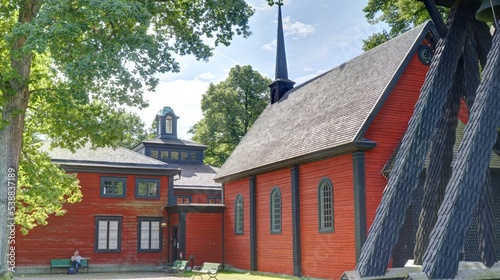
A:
[165,260,188,276]
[192,262,221,280]
[50,258,89,273]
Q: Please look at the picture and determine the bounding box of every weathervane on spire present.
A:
[267,0,284,7]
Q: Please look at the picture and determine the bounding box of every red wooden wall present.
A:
[224,178,251,270]
[299,155,356,279]
[185,212,223,266]
[222,46,431,279]
[15,172,169,268]
[363,50,430,231]
[256,169,293,275]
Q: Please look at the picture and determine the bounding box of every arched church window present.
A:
[270,187,282,233]
[235,194,244,234]
[318,177,334,232]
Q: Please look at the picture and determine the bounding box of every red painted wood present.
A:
[363,51,430,233]
[191,193,209,203]
[458,98,469,124]
[15,172,169,268]
[223,178,251,270]
[255,169,293,275]
[185,212,223,266]
[299,155,356,279]
[173,190,207,203]
[222,47,430,279]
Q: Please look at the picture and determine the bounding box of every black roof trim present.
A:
[53,159,177,170]
[57,163,181,176]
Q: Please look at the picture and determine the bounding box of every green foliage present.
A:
[116,112,156,149]
[0,0,254,236]
[267,0,284,6]
[17,125,82,235]
[190,65,271,167]
[362,0,448,50]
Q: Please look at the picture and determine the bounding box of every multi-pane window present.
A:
[161,151,169,159]
[235,194,244,234]
[150,150,159,159]
[177,197,191,204]
[181,152,189,160]
[318,178,334,232]
[171,151,179,160]
[138,217,162,252]
[135,179,160,198]
[191,152,199,161]
[208,197,222,204]
[166,116,173,134]
[101,177,126,197]
[270,187,282,233]
[95,217,121,252]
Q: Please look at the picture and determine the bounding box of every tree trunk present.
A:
[0,95,29,277]
[0,1,39,277]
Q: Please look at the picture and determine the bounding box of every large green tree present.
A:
[190,65,271,167]
[116,112,156,150]
[362,0,447,50]
[0,0,253,277]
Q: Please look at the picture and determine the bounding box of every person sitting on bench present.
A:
[70,250,89,274]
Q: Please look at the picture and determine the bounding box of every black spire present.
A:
[269,2,295,104]
[275,4,288,80]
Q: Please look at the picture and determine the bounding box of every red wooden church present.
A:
[214,11,439,279]
[14,107,223,273]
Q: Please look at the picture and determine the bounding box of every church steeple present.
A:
[269,1,295,104]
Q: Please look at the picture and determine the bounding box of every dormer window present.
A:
[166,116,173,134]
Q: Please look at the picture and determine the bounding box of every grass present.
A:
[184,270,309,279]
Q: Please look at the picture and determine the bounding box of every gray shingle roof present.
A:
[215,22,436,183]
[174,163,221,189]
[41,142,179,175]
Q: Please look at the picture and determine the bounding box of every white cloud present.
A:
[283,16,315,37]
[197,72,216,80]
[261,39,277,51]
[129,79,210,140]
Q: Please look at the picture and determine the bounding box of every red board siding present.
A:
[255,169,293,275]
[299,155,356,279]
[191,193,208,203]
[15,172,169,268]
[458,99,469,124]
[224,178,251,270]
[185,212,223,266]
[363,52,430,232]
[222,45,431,279]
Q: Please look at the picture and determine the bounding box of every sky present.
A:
[129,0,386,140]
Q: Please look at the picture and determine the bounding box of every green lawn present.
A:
[186,271,308,280]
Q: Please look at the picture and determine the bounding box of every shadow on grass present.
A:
[182,270,310,280]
